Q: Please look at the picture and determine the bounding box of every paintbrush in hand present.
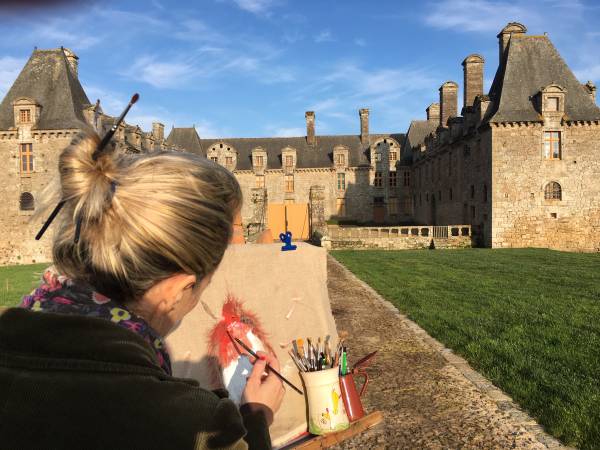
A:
[226,330,303,395]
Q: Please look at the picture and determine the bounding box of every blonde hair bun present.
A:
[50,129,242,302]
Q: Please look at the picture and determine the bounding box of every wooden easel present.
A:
[279,411,383,449]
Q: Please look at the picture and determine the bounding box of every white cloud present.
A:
[231,0,278,15]
[574,65,600,83]
[0,56,25,98]
[314,30,334,43]
[424,0,586,34]
[123,56,196,88]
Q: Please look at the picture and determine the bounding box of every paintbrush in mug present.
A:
[226,331,303,395]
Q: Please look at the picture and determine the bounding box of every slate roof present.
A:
[167,128,404,170]
[404,120,437,149]
[488,35,600,122]
[0,49,91,130]
[166,127,202,153]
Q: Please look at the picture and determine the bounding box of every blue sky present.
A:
[0,0,599,137]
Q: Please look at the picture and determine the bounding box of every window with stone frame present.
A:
[543,131,561,160]
[284,175,294,193]
[389,150,397,162]
[374,171,383,187]
[225,156,233,167]
[403,170,410,187]
[337,172,346,190]
[544,182,562,200]
[389,171,397,187]
[255,175,265,189]
[284,155,294,168]
[19,192,34,211]
[19,109,31,123]
[19,143,33,175]
[336,198,346,216]
[210,156,218,163]
[336,153,346,165]
[254,155,265,167]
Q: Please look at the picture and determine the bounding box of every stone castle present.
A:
[1,22,599,264]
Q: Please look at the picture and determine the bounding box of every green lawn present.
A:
[332,249,600,450]
[0,263,49,307]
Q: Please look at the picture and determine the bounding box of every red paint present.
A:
[208,293,274,368]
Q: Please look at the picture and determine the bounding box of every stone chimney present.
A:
[359,108,369,144]
[462,54,484,109]
[62,47,79,77]
[152,122,164,142]
[426,103,440,123]
[584,81,597,103]
[497,22,527,64]
[439,81,458,128]
[305,111,315,146]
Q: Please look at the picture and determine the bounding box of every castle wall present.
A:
[411,129,493,245]
[491,122,600,251]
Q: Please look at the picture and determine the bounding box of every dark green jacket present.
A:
[0,307,271,450]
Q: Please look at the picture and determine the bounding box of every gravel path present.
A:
[327,256,570,450]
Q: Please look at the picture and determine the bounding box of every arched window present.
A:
[20,192,34,211]
[544,182,562,200]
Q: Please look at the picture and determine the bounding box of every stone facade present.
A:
[404,23,600,252]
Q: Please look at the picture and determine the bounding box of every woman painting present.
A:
[0,129,284,449]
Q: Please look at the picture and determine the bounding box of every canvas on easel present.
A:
[166,243,338,447]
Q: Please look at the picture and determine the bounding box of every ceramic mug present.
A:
[300,367,350,435]
[339,370,369,422]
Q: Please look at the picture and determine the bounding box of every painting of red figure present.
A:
[208,293,275,404]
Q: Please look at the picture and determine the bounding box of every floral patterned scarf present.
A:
[19,268,172,375]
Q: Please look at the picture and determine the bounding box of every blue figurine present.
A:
[279,231,297,251]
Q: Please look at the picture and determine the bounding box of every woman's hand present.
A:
[241,351,285,423]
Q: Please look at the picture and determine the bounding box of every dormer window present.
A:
[255,155,264,167]
[540,84,566,117]
[333,145,349,169]
[13,97,40,127]
[281,147,297,172]
[19,109,31,123]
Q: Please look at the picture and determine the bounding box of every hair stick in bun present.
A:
[35,93,140,241]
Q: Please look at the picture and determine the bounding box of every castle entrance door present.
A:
[267,203,310,240]
[373,197,385,223]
